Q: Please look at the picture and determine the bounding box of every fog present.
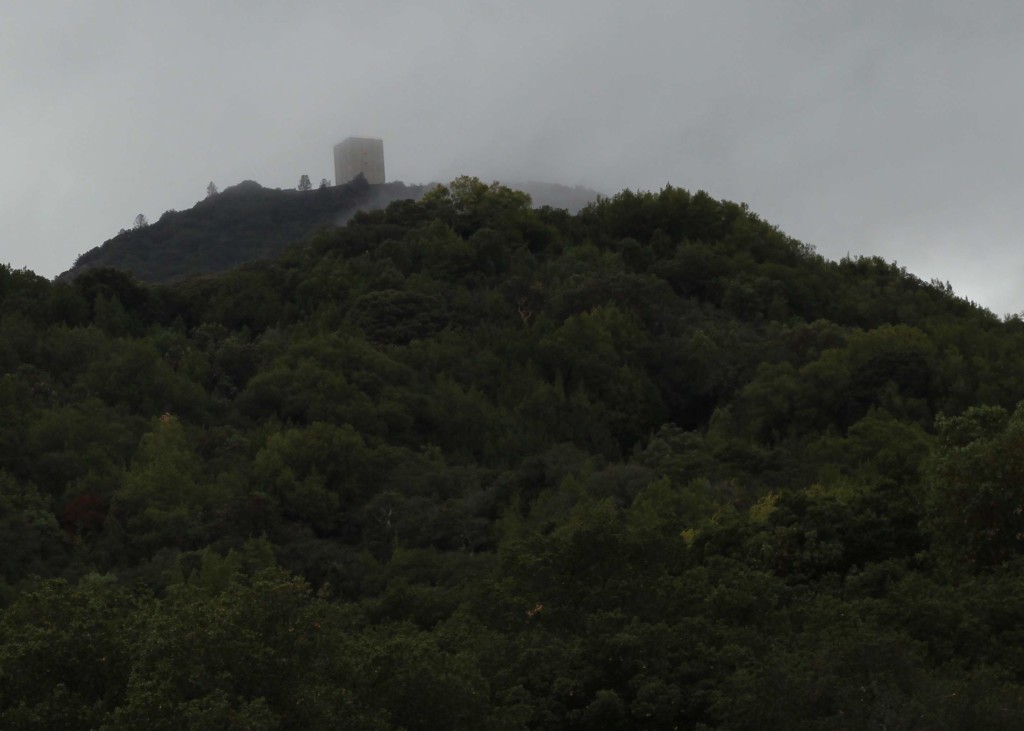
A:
[3,2,1024,314]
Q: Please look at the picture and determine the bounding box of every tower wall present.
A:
[334,137,385,185]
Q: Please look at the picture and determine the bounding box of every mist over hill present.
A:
[7,177,1024,728]
[509,180,601,213]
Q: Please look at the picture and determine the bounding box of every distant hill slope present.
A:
[510,181,601,213]
[60,177,432,284]
[60,178,602,284]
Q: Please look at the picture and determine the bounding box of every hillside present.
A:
[60,177,433,284]
[60,178,601,285]
[4,177,1024,729]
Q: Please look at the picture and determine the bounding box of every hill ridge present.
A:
[59,178,603,284]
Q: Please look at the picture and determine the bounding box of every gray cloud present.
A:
[3,1,1024,314]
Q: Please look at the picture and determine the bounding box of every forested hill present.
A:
[59,178,601,285]
[6,177,1024,728]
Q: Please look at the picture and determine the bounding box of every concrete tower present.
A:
[334,137,385,185]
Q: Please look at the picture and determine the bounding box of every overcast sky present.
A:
[3,1,1023,314]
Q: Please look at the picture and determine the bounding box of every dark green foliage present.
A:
[347,289,448,345]
[5,179,1024,728]
[925,404,1024,569]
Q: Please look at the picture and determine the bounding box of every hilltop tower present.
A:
[334,137,385,185]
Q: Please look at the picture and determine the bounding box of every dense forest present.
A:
[5,176,1024,729]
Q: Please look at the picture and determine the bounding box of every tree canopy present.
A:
[3,177,1024,728]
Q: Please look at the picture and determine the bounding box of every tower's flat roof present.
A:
[336,136,383,145]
